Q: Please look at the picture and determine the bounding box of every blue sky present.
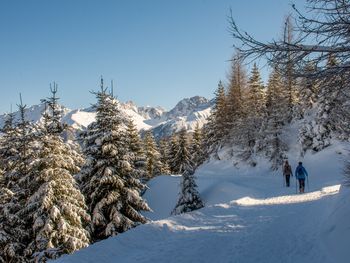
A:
[0,0,304,113]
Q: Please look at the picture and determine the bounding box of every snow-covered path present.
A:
[56,146,348,263]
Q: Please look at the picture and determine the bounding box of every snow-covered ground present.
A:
[55,143,349,263]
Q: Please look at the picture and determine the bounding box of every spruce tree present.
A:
[238,63,265,165]
[167,134,179,173]
[190,123,205,168]
[263,68,288,170]
[204,81,227,157]
[158,138,171,175]
[78,78,150,242]
[172,168,204,215]
[0,97,37,262]
[125,119,146,178]
[21,86,90,261]
[226,54,246,138]
[169,129,192,174]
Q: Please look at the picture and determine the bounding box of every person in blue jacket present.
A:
[295,162,308,193]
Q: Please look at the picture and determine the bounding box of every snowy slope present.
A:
[0,96,212,137]
[55,142,349,263]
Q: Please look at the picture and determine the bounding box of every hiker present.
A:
[283,160,293,187]
[295,162,308,193]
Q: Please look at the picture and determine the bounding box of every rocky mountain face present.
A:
[0,96,213,139]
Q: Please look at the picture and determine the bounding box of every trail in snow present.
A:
[231,184,341,206]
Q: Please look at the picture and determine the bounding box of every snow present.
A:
[55,141,350,263]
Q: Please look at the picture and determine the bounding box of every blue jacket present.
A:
[295,165,308,179]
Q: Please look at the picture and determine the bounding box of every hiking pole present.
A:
[307,176,309,192]
[295,176,298,194]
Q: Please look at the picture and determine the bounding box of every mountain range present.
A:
[0,96,213,139]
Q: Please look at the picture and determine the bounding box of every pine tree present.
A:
[143,131,163,179]
[78,78,150,242]
[20,87,90,261]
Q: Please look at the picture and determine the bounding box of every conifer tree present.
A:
[226,54,246,137]
[172,168,204,215]
[0,97,37,262]
[204,81,227,157]
[263,68,288,170]
[167,134,179,173]
[158,138,171,175]
[143,131,163,179]
[169,129,192,174]
[125,119,146,178]
[238,63,265,164]
[78,78,150,242]
[190,123,205,168]
[21,86,90,261]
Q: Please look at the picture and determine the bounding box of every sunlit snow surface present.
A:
[232,184,341,207]
[56,142,349,263]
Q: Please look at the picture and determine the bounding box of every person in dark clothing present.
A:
[295,162,308,193]
[283,160,293,187]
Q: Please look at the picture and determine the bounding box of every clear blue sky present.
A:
[0,0,304,113]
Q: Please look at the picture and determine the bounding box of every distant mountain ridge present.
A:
[0,96,213,139]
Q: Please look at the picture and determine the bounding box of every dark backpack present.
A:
[297,166,305,178]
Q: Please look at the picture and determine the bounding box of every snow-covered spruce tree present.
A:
[237,63,265,165]
[40,82,66,135]
[172,159,204,215]
[190,123,205,169]
[169,128,192,174]
[298,62,319,113]
[263,68,288,170]
[125,119,147,178]
[311,55,349,151]
[203,81,227,158]
[78,79,150,242]
[0,97,37,262]
[20,86,90,261]
[143,131,163,179]
[158,138,171,175]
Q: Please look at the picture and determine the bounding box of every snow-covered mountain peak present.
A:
[0,96,212,139]
[166,96,210,119]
